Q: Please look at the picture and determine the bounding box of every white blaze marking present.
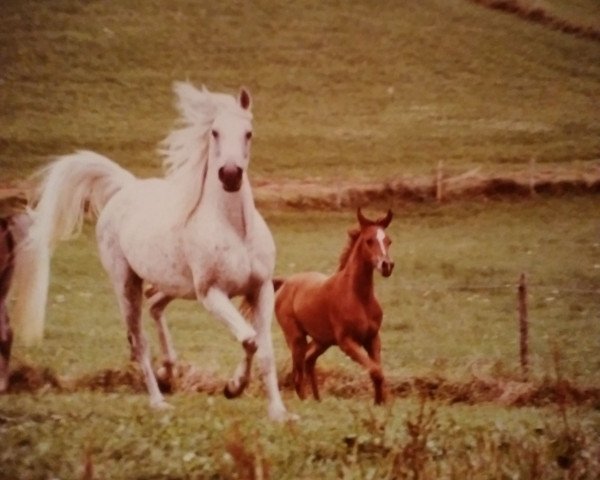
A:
[376,228,387,256]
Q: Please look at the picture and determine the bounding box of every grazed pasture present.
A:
[2,198,599,478]
[1,0,599,478]
[1,0,599,182]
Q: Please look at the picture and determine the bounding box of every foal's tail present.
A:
[11,151,136,345]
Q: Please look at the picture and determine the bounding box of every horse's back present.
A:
[275,271,335,341]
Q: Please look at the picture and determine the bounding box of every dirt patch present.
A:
[7,362,600,408]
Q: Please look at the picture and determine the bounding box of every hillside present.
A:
[1,0,599,183]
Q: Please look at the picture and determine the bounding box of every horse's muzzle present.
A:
[380,261,394,278]
[218,165,243,192]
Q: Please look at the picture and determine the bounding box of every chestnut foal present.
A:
[274,209,394,404]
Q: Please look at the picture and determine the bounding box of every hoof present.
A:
[269,406,300,423]
[150,399,173,411]
[223,378,248,399]
[242,338,258,355]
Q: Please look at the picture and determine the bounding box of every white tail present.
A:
[11,151,136,345]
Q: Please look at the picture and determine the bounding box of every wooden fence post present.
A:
[529,157,536,197]
[436,160,444,202]
[517,273,529,380]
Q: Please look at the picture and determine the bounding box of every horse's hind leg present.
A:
[0,220,15,393]
[305,340,329,401]
[101,247,168,409]
[279,318,308,400]
[0,300,13,393]
[147,291,177,377]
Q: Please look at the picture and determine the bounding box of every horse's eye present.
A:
[366,239,374,246]
[245,131,253,141]
[211,129,219,139]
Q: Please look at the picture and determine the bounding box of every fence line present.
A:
[394,281,600,295]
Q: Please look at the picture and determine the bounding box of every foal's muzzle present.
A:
[218,165,243,192]
[380,260,394,278]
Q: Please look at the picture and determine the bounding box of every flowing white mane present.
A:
[160,82,252,175]
[158,82,252,219]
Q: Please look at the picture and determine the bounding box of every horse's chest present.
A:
[192,232,272,295]
[337,301,382,340]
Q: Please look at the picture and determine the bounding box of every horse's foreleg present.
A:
[0,302,13,393]
[338,336,385,405]
[365,334,386,405]
[305,341,329,401]
[252,282,297,422]
[148,292,177,377]
[200,287,257,399]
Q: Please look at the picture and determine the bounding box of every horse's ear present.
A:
[239,87,252,111]
[357,208,372,228]
[378,209,393,228]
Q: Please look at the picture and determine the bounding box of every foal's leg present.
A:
[250,281,295,421]
[0,221,14,392]
[0,301,13,393]
[304,340,329,401]
[364,333,386,404]
[278,313,308,399]
[147,291,177,377]
[199,287,257,399]
[338,336,385,405]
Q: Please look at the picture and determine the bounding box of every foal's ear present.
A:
[239,87,252,110]
[377,209,393,228]
[347,228,360,241]
[357,208,372,228]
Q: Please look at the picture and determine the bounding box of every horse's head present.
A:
[354,208,394,277]
[209,88,254,193]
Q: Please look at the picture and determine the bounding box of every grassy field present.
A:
[1,0,599,182]
[1,0,600,478]
[2,197,599,478]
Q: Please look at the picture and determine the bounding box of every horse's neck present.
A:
[197,175,255,238]
[339,250,375,301]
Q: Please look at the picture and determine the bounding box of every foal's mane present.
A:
[159,82,252,219]
[337,228,360,271]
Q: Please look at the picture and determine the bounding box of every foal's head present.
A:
[208,88,254,192]
[345,209,394,277]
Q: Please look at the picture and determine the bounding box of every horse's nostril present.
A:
[218,165,243,192]
[381,261,394,277]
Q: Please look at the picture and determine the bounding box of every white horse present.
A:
[12,82,295,421]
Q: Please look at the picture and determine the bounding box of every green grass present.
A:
[1,394,598,479]
[1,0,599,182]
[1,197,599,478]
[1,0,599,477]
